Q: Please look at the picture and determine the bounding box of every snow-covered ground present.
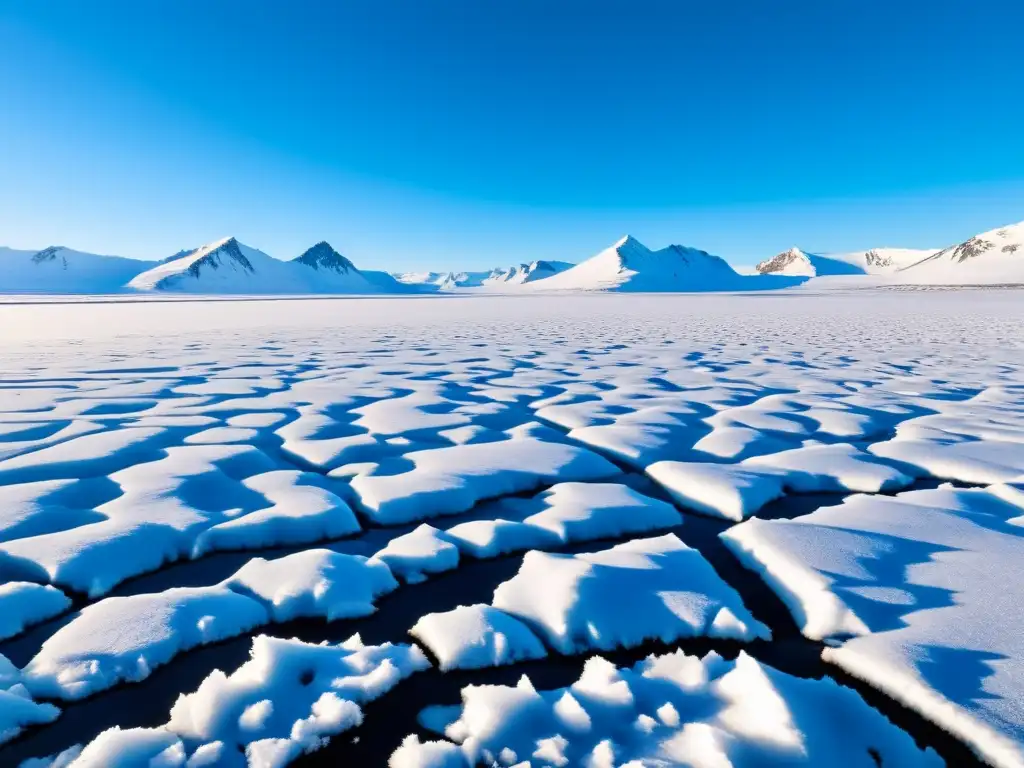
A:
[0,290,1022,767]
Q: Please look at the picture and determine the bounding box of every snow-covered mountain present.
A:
[483,260,574,286]
[527,235,752,292]
[393,260,574,291]
[290,241,402,292]
[756,247,865,277]
[129,237,404,294]
[897,220,1024,284]
[127,237,299,293]
[0,245,150,294]
[825,247,938,274]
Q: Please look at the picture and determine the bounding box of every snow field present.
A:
[0,291,1023,766]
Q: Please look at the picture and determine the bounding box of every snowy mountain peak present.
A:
[128,237,264,291]
[530,236,744,292]
[292,242,357,274]
[183,237,254,274]
[756,248,814,276]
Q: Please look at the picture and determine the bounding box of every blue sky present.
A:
[2,1,1023,270]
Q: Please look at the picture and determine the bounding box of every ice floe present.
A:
[20,549,398,700]
[351,435,619,524]
[722,486,1024,767]
[68,635,429,766]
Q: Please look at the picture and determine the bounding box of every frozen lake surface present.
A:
[1,290,1022,767]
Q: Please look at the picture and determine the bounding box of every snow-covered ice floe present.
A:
[21,549,398,700]
[722,485,1024,767]
[410,604,547,671]
[350,434,620,524]
[491,534,770,654]
[390,649,941,767]
[0,653,59,746]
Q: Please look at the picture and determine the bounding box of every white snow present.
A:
[69,635,429,765]
[409,604,547,671]
[492,534,770,654]
[518,482,682,542]
[743,442,914,493]
[646,461,786,521]
[192,470,361,556]
[443,518,563,559]
[20,549,397,701]
[393,649,941,767]
[350,434,619,524]
[225,549,398,622]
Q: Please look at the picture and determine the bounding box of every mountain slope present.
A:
[824,247,938,274]
[0,246,150,293]
[897,221,1024,284]
[527,236,750,292]
[756,248,866,277]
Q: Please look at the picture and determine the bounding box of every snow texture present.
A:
[0,582,71,641]
[68,635,429,766]
[21,549,397,700]
[0,288,1023,766]
[409,604,547,671]
[393,649,941,767]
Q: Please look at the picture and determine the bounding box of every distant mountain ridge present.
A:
[128,237,400,294]
[529,235,760,292]
[395,259,575,290]
[2,218,1021,294]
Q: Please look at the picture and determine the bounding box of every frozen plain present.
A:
[0,289,1023,767]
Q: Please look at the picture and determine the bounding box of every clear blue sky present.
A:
[2,1,1023,270]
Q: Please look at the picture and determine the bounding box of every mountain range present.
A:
[2,219,1022,295]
